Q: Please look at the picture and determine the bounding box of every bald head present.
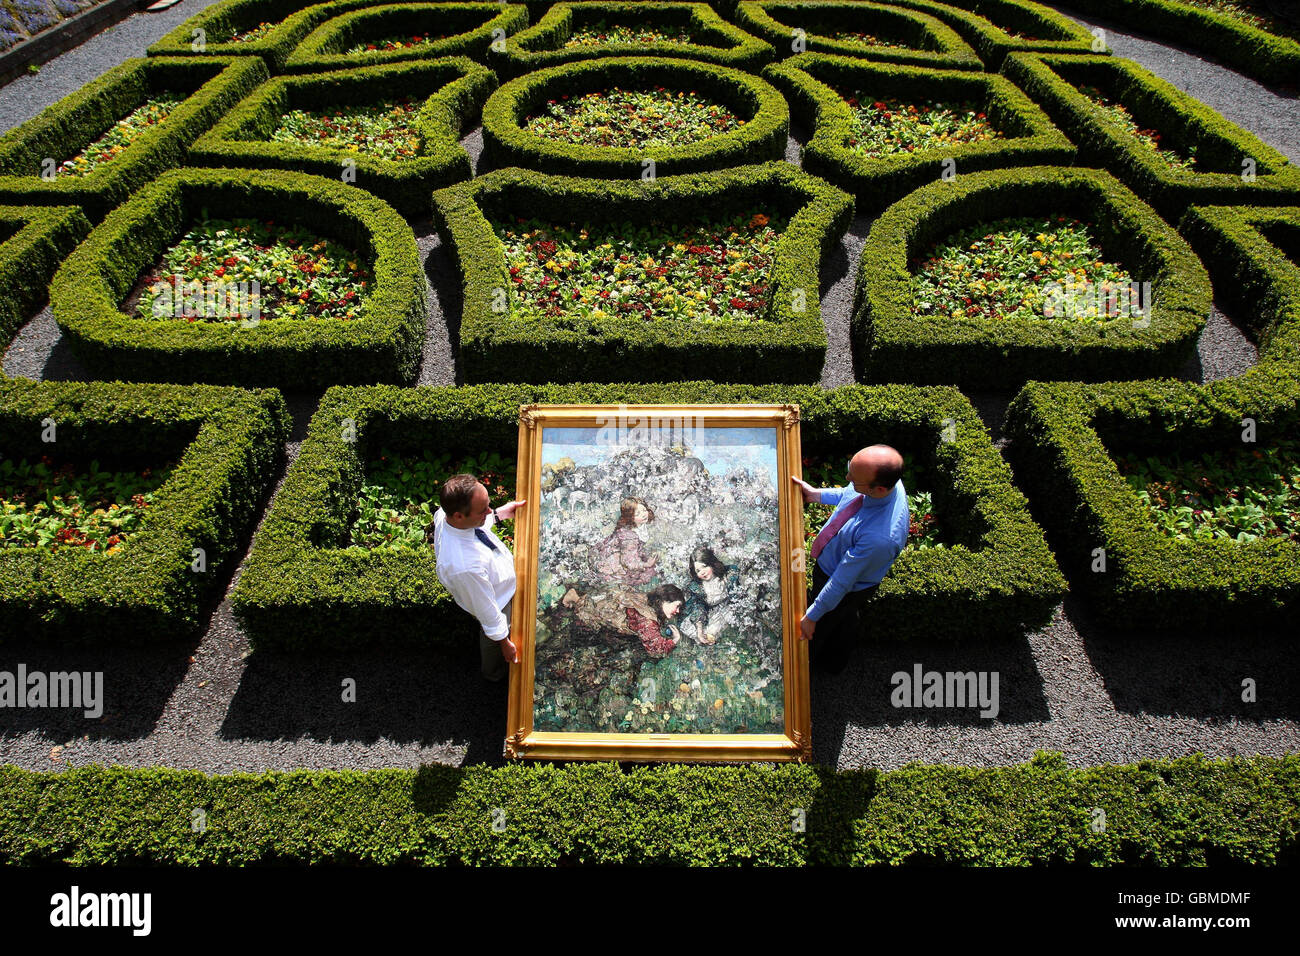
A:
[848,445,903,497]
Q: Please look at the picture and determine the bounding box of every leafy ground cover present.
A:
[268,97,424,159]
[131,215,372,323]
[494,208,787,325]
[347,449,516,550]
[801,454,943,558]
[839,93,1002,159]
[910,215,1135,325]
[227,20,277,42]
[346,33,450,53]
[1178,0,1300,41]
[828,30,910,48]
[563,19,695,47]
[1114,438,1300,543]
[0,454,175,554]
[1077,84,1198,173]
[523,86,744,149]
[54,95,183,177]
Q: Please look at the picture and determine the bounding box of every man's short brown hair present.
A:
[440,473,482,518]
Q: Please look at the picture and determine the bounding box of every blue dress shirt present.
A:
[806,480,910,622]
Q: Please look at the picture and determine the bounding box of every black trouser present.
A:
[809,562,876,672]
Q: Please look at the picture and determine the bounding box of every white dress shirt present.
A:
[432,507,516,640]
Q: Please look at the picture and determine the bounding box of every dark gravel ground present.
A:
[0,2,1296,772]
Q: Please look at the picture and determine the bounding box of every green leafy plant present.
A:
[564,18,695,47]
[524,86,743,149]
[1077,84,1197,174]
[840,93,1002,159]
[269,97,425,159]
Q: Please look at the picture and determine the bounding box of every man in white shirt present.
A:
[429,473,527,682]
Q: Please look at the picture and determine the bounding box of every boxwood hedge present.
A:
[493,1,776,78]
[0,205,91,371]
[733,0,982,71]
[282,1,529,74]
[1002,53,1300,221]
[1057,0,1300,89]
[763,52,1076,213]
[1003,375,1299,634]
[876,0,1098,69]
[47,167,427,389]
[852,166,1212,389]
[230,382,1064,651]
[0,56,267,223]
[478,56,790,178]
[2,752,1296,864]
[432,163,851,383]
[0,378,289,643]
[188,57,497,219]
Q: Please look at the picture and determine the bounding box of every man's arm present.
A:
[446,567,509,639]
[805,534,895,622]
[792,476,845,506]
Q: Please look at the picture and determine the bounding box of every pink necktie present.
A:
[810,494,865,563]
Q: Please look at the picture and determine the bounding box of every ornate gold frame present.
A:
[506,404,810,762]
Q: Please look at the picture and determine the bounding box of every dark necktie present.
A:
[475,528,499,553]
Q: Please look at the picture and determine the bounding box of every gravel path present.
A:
[1,3,1297,772]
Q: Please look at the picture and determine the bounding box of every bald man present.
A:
[792,445,910,673]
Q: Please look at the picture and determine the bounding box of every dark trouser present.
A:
[809,563,876,673]
[479,599,512,682]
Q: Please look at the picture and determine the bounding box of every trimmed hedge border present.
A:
[2,752,1297,864]
[478,56,790,178]
[877,0,1098,69]
[1002,53,1300,222]
[230,382,1064,651]
[146,0,385,73]
[493,1,777,78]
[0,378,290,644]
[48,167,427,389]
[763,52,1076,213]
[1003,375,1300,634]
[0,57,268,224]
[852,165,1212,389]
[733,0,983,71]
[0,205,91,371]
[433,163,851,384]
[282,1,529,74]
[188,57,498,219]
[1058,0,1300,89]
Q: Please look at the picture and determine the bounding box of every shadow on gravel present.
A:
[423,232,463,383]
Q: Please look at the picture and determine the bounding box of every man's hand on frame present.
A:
[494,499,527,521]
[791,476,819,505]
[799,614,815,641]
[500,636,519,664]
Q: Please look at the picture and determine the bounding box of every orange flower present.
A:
[748,213,769,230]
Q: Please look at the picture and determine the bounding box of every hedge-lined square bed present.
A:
[432,163,853,384]
[494,1,776,77]
[282,1,528,73]
[0,378,289,643]
[852,166,1212,390]
[189,57,497,219]
[0,205,91,372]
[0,57,267,223]
[1004,377,1299,634]
[230,383,1064,650]
[47,168,427,389]
[881,0,1098,68]
[479,56,790,178]
[1002,53,1300,221]
[733,0,982,70]
[764,52,1076,213]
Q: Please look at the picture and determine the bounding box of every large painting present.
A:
[507,404,810,762]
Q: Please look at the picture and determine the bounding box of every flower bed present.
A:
[189,58,495,218]
[852,166,1211,388]
[1075,83,1197,174]
[282,2,528,73]
[48,168,426,388]
[230,383,1063,650]
[733,1,982,70]
[872,0,1096,69]
[0,378,289,643]
[434,163,851,383]
[495,2,776,77]
[522,86,744,150]
[0,205,90,369]
[0,57,266,222]
[763,53,1074,213]
[479,57,788,178]
[1002,53,1300,220]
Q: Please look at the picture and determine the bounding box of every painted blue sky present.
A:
[542,426,778,478]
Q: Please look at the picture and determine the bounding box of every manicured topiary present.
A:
[0,378,289,643]
[0,205,91,371]
[433,163,851,383]
[47,167,427,389]
[733,0,982,70]
[877,0,1098,69]
[282,1,528,73]
[478,56,790,178]
[188,57,496,219]
[1002,53,1300,221]
[0,57,267,222]
[852,165,1212,389]
[764,52,1076,213]
[231,381,1064,651]
[494,1,776,78]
